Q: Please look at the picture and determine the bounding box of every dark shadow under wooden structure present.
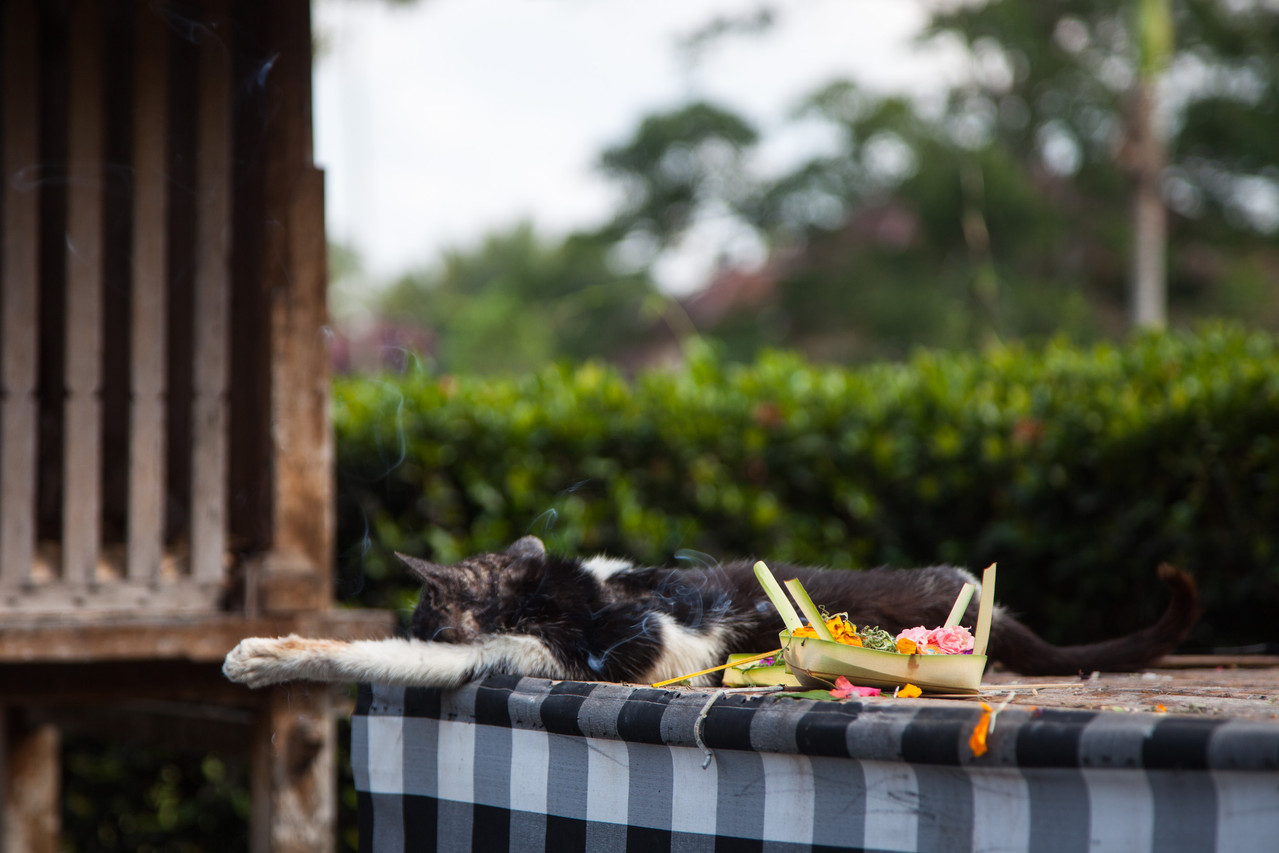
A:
[0,2,392,850]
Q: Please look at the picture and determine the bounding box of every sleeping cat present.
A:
[223,535,1199,689]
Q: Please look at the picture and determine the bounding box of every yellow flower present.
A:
[794,614,864,646]
[896,637,918,655]
[897,683,922,699]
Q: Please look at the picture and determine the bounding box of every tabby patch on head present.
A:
[402,536,548,642]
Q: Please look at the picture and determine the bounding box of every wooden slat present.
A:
[0,0,41,593]
[127,0,169,584]
[62,0,106,587]
[190,0,233,584]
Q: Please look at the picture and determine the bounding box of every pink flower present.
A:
[928,625,974,655]
[829,676,882,699]
[895,627,933,654]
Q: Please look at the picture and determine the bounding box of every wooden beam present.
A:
[0,0,40,594]
[127,0,170,585]
[190,0,233,585]
[0,609,396,666]
[251,686,336,853]
[63,0,105,587]
[1,711,60,853]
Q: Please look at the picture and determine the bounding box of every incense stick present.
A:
[651,648,784,689]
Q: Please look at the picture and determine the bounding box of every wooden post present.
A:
[1,711,60,853]
[128,0,170,585]
[0,0,40,596]
[190,0,233,585]
[63,0,105,589]
[250,688,336,853]
[258,1,333,613]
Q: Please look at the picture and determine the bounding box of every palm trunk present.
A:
[1129,82,1167,329]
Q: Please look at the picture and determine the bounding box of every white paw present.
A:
[223,635,299,688]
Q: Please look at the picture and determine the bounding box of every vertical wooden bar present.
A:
[190,0,232,584]
[1,711,61,853]
[1,0,41,594]
[63,0,105,587]
[127,0,169,584]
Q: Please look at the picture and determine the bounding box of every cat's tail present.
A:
[986,564,1200,676]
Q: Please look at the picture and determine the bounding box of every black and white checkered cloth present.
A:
[352,676,1279,852]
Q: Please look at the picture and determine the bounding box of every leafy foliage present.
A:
[378,224,661,373]
[61,738,250,852]
[597,100,760,251]
[335,326,1279,649]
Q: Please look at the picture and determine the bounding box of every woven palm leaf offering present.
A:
[754,561,996,695]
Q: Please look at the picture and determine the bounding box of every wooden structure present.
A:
[0,2,391,850]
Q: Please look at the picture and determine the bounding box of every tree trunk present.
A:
[1128,82,1167,329]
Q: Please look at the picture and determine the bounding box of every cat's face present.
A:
[402,536,551,643]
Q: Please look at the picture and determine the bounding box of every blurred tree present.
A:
[595,0,1279,362]
[378,223,662,373]
[927,0,1279,330]
[596,101,760,257]
[346,0,1279,374]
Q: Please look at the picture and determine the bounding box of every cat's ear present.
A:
[506,535,546,560]
[396,552,447,585]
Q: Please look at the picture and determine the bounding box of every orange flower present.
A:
[896,637,918,655]
[897,683,922,699]
[969,702,993,757]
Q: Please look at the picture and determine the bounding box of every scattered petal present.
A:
[829,676,882,699]
[969,702,993,757]
[897,683,922,699]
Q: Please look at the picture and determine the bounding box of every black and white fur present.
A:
[223,536,1199,689]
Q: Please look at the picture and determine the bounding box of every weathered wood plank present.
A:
[0,0,41,593]
[62,0,106,587]
[190,0,232,585]
[0,609,396,664]
[251,686,336,853]
[261,1,333,613]
[127,0,170,585]
[1,711,60,853]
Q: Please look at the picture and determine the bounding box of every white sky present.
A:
[313,0,964,293]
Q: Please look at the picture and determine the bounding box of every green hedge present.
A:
[334,325,1279,649]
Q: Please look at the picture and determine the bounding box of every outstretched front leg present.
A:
[223,634,566,689]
